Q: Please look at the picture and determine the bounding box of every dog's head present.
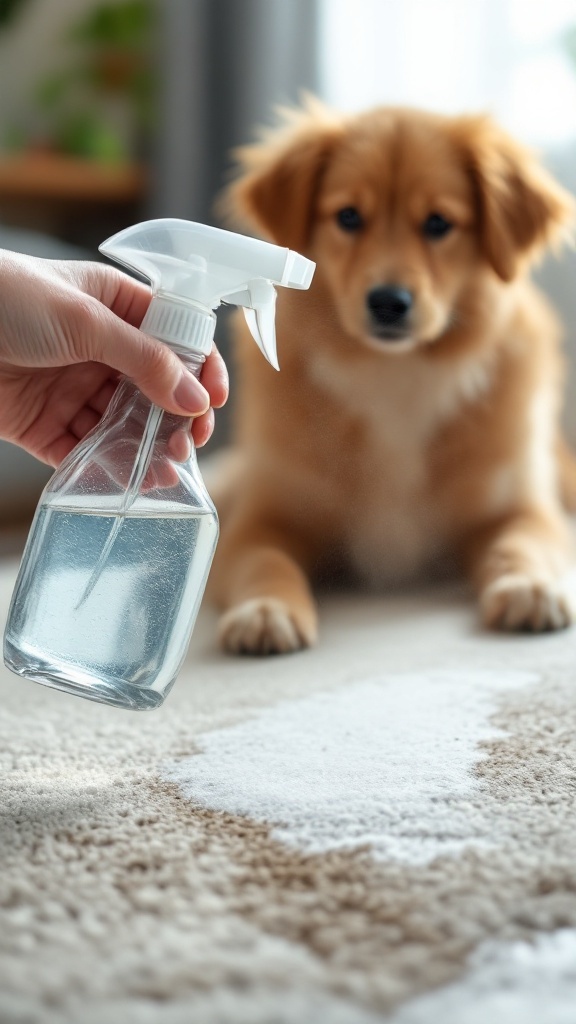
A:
[224,99,574,354]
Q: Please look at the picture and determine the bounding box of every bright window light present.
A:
[319,0,576,145]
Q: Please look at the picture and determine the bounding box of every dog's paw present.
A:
[218,597,317,655]
[481,573,574,632]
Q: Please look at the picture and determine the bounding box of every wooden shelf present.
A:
[0,153,146,203]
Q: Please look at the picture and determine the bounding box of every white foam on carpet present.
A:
[164,669,536,864]
[390,929,576,1024]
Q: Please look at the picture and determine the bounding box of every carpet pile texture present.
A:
[1,556,576,1024]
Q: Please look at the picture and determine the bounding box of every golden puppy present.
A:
[208,98,576,654]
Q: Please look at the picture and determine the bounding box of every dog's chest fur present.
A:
[308,347,496,587]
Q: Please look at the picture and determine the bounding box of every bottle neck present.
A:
[139,293,215,357]
[176,349,205,379]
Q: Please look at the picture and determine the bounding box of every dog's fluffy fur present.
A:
[208,98,576,654]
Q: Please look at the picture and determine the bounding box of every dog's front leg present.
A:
[463,507,575,631]
[208,519,318,655]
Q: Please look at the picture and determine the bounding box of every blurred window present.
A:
[319,0,576,145]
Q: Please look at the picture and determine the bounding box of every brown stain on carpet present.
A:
[2,680,576,1020]
[156,783,576,1014]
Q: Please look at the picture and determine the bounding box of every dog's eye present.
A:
[422,212,453,239]
[336,207,364,232]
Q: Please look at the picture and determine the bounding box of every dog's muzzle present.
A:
[367,285,413,339]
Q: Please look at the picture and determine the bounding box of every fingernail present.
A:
[174,372,209,414]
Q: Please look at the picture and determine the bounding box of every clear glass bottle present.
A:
[3,218,315,710]
[4,350,218,711]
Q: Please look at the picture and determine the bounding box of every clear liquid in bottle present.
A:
[4,497,218,710]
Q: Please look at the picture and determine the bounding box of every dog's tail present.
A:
[558,436,576,512]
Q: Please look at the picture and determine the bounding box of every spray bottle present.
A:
[3,219,315,710]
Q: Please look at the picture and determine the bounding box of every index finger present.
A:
[100,268,152,328]
[74,263,229,407]
[69,262,153,328]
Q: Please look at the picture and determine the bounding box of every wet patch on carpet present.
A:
[164,669,537,863]
[389,929,576,1024]
[3,580,576,1022]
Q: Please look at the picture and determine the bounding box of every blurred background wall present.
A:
[1,0,576,524]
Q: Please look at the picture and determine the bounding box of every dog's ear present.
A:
[221,96,344,251]
[456,116,574,281]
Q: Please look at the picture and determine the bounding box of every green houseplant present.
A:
[21,0,155,162]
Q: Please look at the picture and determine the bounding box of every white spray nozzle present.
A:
[99,218,316,370]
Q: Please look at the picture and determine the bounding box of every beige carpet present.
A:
[1,553,576,1024]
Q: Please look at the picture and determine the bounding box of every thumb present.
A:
[82,303,210,416]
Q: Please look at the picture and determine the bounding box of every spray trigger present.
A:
[222,278,280,370]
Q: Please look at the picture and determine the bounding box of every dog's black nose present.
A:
[367,286,413,330]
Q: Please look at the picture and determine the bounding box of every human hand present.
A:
[0,250,229,467]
